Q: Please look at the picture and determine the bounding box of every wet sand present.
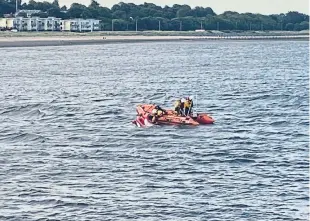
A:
[0,35,308,48]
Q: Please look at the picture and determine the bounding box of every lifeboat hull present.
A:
[193,113,215,124]
[136,104,214,126]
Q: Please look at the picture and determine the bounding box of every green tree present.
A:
[285,11,307,24]
[98,7,111,18]
[112,10,126,19]
[47,7,62,17]
[293,23,301,31]
[112,18,127,31]
[299,21,309,30]
[34,1,54,12]
[81,9,92,19]
[205,7,216,16]
[0,0,309,32]
[170,18,182,31]
[68,3,88,18]
[285,23,294,31]
[60,5,67,11]
[90,0,99,8]
[88,0,100,18]
[176,5,191,18]
[25,0,37,10]
[162,5,175,19]
[52,0,59,8]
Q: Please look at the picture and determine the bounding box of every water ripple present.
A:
[0,40,308,220]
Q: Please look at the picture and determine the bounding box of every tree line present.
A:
[1,0,309,31]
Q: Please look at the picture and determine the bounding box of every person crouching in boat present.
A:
[151,105,166,123]
[184,96,193,116]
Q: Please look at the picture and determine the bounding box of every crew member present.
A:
[180,98,185,116]
[151,105,166,123]
[184,96,194,116]
[174,98,181,115]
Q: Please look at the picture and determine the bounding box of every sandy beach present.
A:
[0,33,308,48]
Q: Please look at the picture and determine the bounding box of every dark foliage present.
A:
[1,0,309,31]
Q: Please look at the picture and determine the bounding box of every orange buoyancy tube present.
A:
[158,115,199,126]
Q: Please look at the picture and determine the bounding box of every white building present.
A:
[61,19,100,32]
[0,17,99,32]
[8,17,61,31]
[43,17,61,31]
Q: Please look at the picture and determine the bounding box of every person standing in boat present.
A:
[184,96,194,116]
[180,98,185,116]
[174,98,181,115]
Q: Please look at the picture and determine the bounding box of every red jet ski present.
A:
[134,104,214,126]
[132,114,154,128]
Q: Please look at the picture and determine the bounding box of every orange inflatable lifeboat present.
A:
[135,104,214,126]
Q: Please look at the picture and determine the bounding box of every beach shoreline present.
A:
[0,32,308,48]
